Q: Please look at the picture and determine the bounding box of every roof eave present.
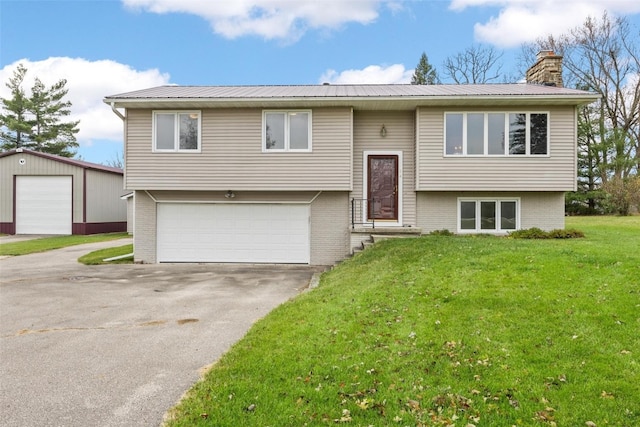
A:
[103,94,601,110]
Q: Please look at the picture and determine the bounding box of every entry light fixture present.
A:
[225,190,235,199]
[380,125,387,137]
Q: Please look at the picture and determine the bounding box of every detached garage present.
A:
[0,148,127,235]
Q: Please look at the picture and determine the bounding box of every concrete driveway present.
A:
[0,239,322,426]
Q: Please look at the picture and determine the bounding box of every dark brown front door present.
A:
[368,155,398,220]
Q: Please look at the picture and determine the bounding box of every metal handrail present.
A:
[350,198,376,229]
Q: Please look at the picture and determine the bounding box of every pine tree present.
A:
[0,64,33,151]
[411,52,439,85]
[0,64,80,157]
[28,77,79,157]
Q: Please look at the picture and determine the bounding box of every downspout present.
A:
[110,102,125,121]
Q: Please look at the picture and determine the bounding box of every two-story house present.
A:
[104,51,598,265]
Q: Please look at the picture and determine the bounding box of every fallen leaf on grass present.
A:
[336,408,352,422]
[600,391,614,399]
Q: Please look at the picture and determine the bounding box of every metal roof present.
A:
[104,84,599,109]
[0,148,123,175]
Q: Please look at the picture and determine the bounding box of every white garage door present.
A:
[157,203,310,263]
[16,176,72,235]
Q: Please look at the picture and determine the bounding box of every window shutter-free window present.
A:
[530,113,548,155]
[445,112,548,156]
[289,112,309,150]
[458,198,519,233]
[153,111,200,152]
[265,113,285,150]
[445,113,463,155]
[179,113,199,150]
[155,114,175,150]
[263,110,311,151]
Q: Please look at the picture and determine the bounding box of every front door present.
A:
[367,155,398,221]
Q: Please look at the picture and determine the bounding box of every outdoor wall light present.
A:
[380,125,387,137]
[225,190,235,199]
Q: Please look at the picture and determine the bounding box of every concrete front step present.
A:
[352,227,422,234]
[371,233,421,243]
[351,227,422,254]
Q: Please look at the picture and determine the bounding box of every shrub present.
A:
[429,229,454,236]
[508,227,549,239]
[508,227,585,239]
[548,228,585,239]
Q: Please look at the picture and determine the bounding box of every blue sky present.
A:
[1,0,639,165]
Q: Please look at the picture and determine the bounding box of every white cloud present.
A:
[449,0,640,47]
[0,57,170,145]
[320,64,413,84]
[122,0,382,41]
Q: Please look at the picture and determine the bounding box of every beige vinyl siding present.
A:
[352,110,417,226]
[416,191,566,232]
[85,170,126,222]
[416,106,577,191]
[125,108,352,191]
[0,152,83,223]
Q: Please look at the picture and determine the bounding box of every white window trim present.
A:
[444,112,550,157]
[262,110,312,152]
[152,110,202,153]
[457,197,521,234]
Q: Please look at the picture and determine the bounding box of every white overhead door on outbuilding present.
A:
[16,176,72,234]
[157,203,310,263]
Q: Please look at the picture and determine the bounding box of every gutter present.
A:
[110,102,125,121]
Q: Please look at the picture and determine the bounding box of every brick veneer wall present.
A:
[310,191,350,265]
[133,190,157,263]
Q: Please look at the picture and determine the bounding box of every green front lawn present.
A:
[165,216,640,426]
[0,233,129,256]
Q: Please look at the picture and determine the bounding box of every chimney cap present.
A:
[537,50,557,59]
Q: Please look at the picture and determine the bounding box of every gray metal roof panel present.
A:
[105,84,595,100]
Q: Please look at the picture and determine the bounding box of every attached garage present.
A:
[16,176,72,234]
[156,203,310,263]
[0,149,127,235]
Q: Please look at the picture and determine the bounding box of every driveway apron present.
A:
[0,240,320,426]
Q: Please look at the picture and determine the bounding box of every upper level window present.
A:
[153,111,201,152]
[263,110,311,152]
[445,112,548,156]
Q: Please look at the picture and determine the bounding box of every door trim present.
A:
[363,150,403,226]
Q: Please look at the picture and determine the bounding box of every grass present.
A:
[0,233,129,256]
[165,216,640,427]
[77,244,134,265]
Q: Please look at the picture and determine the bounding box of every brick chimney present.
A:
[526,50,563,87]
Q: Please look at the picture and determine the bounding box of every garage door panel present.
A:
[157,203,310,263]
[16,176,72,235]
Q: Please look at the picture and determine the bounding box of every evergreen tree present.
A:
[411,52,439,85]
[27,77,79,157]
[0,64,32,151]
[0,64,80,157]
